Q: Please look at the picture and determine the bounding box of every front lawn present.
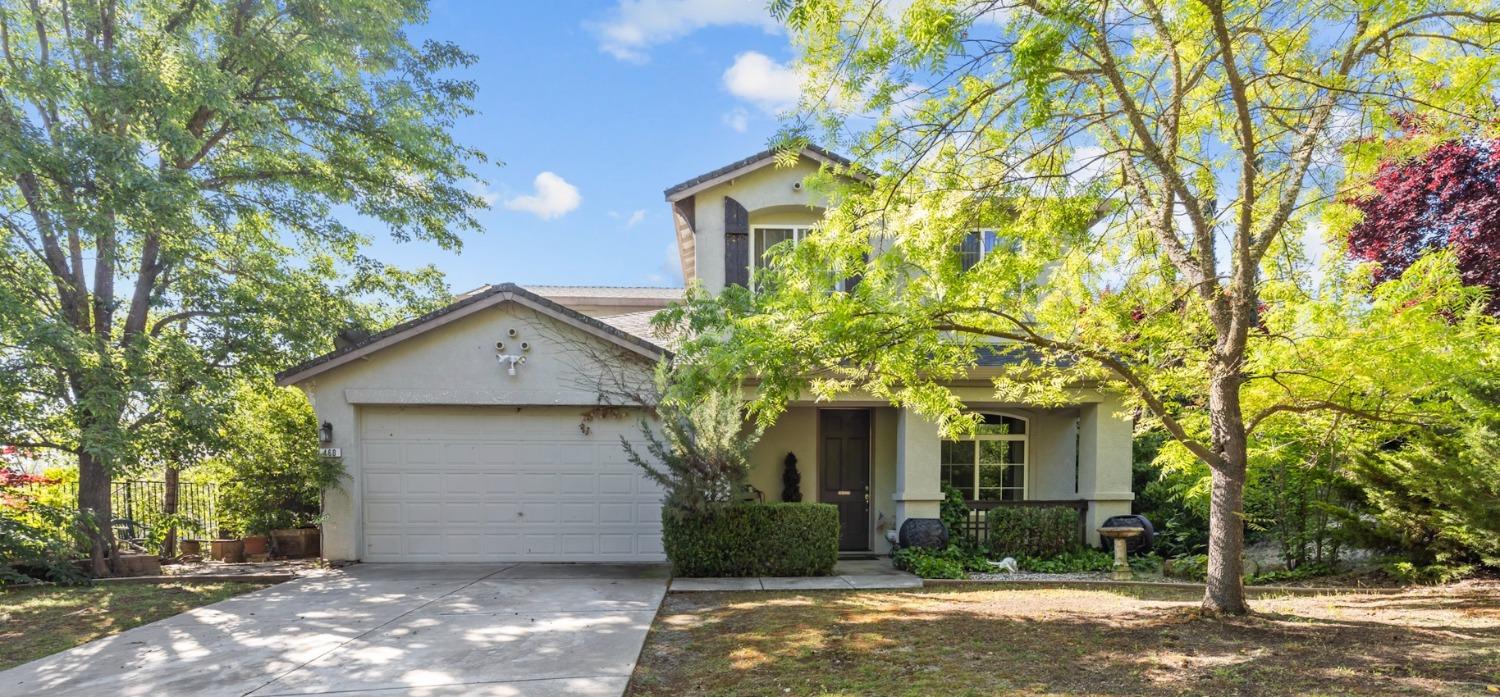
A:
[627,582,1500,696]
[0,582,268,671]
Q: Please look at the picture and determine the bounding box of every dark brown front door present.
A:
[820,409,871,551]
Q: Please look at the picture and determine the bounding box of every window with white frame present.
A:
[940,413,1027,501]
[959,229,1019,271]
[750,226,811,287]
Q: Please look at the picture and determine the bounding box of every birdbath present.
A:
[1097,526,1143,580]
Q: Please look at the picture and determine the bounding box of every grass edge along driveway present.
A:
[0,581,269,671]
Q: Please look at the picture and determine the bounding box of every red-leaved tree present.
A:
[1348,137,1500,313]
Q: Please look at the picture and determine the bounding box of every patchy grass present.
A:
[0,582,267,671]
[627,581,1500,696]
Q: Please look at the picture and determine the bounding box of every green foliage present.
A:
[1015,548,1114,574]
[1132,431,1208,558]
[892,544,990,579]
[1344,378,1500,570]
[623,379,762,520]
[986,506,1080,558]
[661,503,838,577]
[1,473,88,584]
[1247,562,1337,586]
[194,383,343,537]
[939,484,969,540]
[1382,560,1478,585]
[1165,555,1209,582]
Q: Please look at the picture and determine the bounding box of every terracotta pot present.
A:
[242,535,268,556]
[179,539,202,556]
[210,539,245,563]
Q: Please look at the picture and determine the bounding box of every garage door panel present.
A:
[359,406,664,562]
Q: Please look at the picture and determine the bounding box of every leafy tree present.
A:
[192,381,341,538]
[0,0,484,574]
[1344,377,1500,574]
[668,0,1500,613]
[622,378,763,520]
[1347,134,1500,314]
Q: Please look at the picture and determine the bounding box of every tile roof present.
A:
[662,145,856,200]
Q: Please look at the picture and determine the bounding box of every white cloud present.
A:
[722,106,751,132]
[466,179,500,207]
[503,172,581,220]
[647,241,684,284]
[723,51,804,114]
[589,0,779,63]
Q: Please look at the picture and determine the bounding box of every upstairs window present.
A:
[750,226,810,289]
[959,230,1017,271]
[940,413,1028,501]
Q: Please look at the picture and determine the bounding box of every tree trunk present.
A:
[161,464,181,558]
[1204,365,1250,614]
[77,450,116,577]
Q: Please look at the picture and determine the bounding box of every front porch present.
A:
[744,399,1135,554]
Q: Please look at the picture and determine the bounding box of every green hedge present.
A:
[986,506,1081,557]
[662,503,839,577]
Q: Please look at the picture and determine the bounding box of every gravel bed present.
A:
[966,571,1117,582]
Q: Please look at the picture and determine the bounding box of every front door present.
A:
[820,409,871,551]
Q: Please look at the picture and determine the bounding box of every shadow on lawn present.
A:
[628,585,1500,697]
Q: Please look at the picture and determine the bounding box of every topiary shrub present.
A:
[662,502,839,577]
[986,506,1081,557]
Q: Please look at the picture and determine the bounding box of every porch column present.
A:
[893,407,944,530]
[1077,392,1134,546]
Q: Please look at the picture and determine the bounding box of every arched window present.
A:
[939,413,1027,501]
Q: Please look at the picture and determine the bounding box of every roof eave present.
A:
[274,283,667,387]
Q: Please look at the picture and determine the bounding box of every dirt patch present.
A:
[626,581,1500,696]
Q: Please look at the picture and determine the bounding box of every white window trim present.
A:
[961,229,1014,270]
[941,412,1029,502]
[749,226,812,290]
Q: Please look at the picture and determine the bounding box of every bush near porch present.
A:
[662,503,838,577]
[985,505,1081,557]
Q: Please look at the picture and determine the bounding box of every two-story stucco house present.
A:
[276,146,1135,563]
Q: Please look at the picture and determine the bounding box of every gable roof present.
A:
[274,283,668,386]
[662,145,860,202]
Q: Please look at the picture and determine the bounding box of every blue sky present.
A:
[359,1,805,292]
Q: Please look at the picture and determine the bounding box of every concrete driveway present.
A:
[0,563,668,697]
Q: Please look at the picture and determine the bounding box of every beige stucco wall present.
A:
[747,406,901,553]
[292,298,658,561]
[689,158,830,294]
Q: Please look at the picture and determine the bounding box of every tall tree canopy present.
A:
[666,0,1500,613]
[1347,134,1500,314]
[0,0,486,574]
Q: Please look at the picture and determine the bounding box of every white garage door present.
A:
[359,406,664,562]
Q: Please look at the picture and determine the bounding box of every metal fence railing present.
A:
[957,499,1090,545]
[17,479,219,550]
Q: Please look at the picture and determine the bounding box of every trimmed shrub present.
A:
[662,502,838,577]
[986,506,1081,557]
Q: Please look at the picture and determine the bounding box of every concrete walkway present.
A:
[670,559,922,592]
[0,563,668,697]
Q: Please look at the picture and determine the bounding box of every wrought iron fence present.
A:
[17,479,218,552]
[956,499,1090,545]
